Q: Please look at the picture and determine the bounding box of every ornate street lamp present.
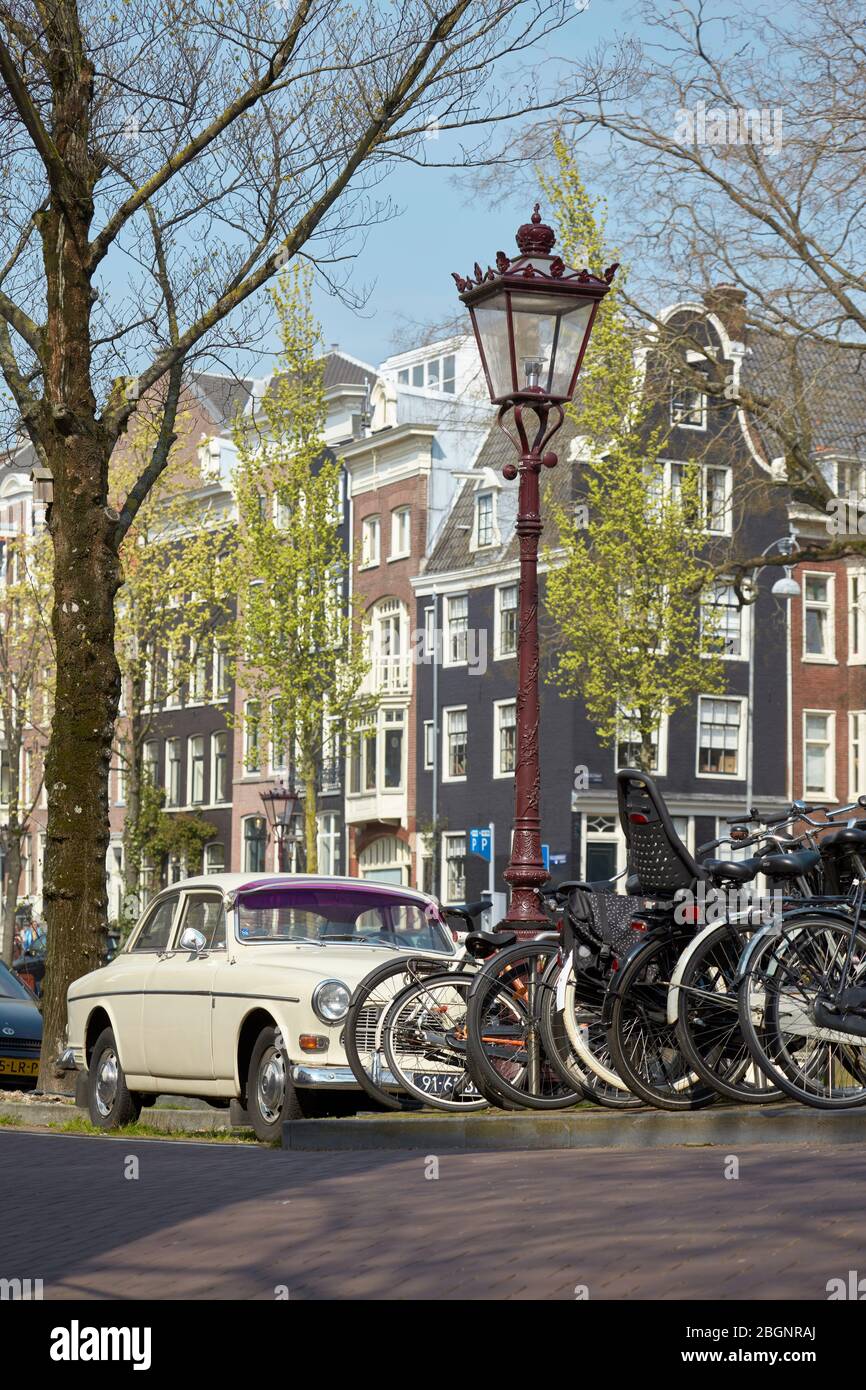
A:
[453,206,616,931]
[260,781,299,873]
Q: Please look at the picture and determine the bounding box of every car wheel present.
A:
[88,1028,143,1130]
[247,1026,303,1142]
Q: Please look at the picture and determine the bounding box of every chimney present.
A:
[703,283,746,341]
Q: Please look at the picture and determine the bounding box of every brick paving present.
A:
[3,1130,866,1299]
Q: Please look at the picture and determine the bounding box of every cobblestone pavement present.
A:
[3,1130,865,1299]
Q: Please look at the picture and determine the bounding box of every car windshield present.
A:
[0,962,34,1000]
[235,885,452,952]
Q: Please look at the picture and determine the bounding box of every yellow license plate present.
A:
[0,1057,38,1076]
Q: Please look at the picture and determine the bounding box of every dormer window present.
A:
[474,492,495,548]
[671,384,707,430]
[396,352,457,394]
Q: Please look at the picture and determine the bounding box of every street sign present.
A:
[469,827,493,861]
[549,853,567,866]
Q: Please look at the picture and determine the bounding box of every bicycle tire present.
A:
[344,955,455,1110]
[381,972,488,1111]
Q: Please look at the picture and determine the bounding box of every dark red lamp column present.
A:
[453,207,616,932]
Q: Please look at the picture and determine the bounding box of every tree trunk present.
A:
[639,726,655,774]
[39,433,122,1092]
[304,762,318,873]
[0,835,22,968]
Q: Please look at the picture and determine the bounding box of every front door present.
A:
[112,893,182,1077]
[143,890,227,1081]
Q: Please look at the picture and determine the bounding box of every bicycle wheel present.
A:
[382,973,488,1111]
[540,973,643,1109]
[738,914,866,1108]
[344,956,456,1110]
[558,959,644,1103]
[675,925,783,1103]
[466,941,583,1110]
[608,935,717,1111]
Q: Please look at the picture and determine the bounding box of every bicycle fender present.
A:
[666,921,723,1025]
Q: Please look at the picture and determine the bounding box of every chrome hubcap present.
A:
[257,1047,286,1123]
[95,1050,119,1117]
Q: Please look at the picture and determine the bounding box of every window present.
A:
[243,815,268,872]
[424,719,435,770]
[495,584,518,658]
[443,833,466,903]
[370,597,409,693]
[165,645,180,707]
[474,492,495,549]
[142,740,159,787]
[445,594,469,665]
[494,700,516,777]
[212,642,228,699]
[442,354,456,393]
[444,706,468,780]
[317,812,341,875]
[132,895,178,951]
[412,363,424,387]
[204,842,225,875]
[383,708,404,789]
[181,892,226,950]
[212,732,228,803]
[697,697,744,777]
[803,573,834,660]
[397,352,456,394]
[274,494,291,530]
[850,712,866,798]
[701,582,744,658]
[189,642,207,702]
[426,357,440,389]
[670,383,706,429]
[322,716,341,791]
[849,570,866,663]
[804,711,834,798]
[114,744,127,805]
[188,735,205,804]
[361,514,380,567]
[349,724,377,795]
[616,714,667,775]
[669,461,731,534]
[166,738,182,806]
[270,700,288,773]
[244,700,261,774]
[390,507,411,559]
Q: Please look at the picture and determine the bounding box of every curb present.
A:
[0,1099,247,1134]
[282,1103,866,1152]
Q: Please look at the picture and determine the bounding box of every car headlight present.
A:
[312,979,350,1024]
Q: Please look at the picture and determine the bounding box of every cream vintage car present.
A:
[66,874,458,1140]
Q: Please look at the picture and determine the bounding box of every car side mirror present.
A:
[180,926,207,954]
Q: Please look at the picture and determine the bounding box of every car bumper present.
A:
[290,1063,402,1091]
[56,1047,83,1072]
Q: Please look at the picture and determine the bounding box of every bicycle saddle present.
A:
[757,849,820,878]
[821,827,866,851]
[463,929,517,959]
[702,857,761,885]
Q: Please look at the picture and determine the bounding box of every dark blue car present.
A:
[0,962,41,1090]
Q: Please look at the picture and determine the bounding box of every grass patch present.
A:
[0,1112,23,1126]
[50,1114,261,1143]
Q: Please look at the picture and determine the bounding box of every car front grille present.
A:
[0,1037,41,1054]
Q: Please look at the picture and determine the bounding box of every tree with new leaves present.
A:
[0,528,53,963]
[541,138,726,771]
[232,265,371,870]
[0,0,602,1088]
[112,409,234,918]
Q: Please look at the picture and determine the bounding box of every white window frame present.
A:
[212,641,228,700]
[615,712,669,777]
[188,734,205,805]
[493,698,517,779]
[166,737,182,806]
[211,731,229,804]
[700,581,749,660]
[423,719,435,771]
[389,506,411,561]
[444,594,469,667]
[241,813,268,873]
[442,704,468,783]
[317,811,341,876]
[442,831,467,904]
[803,709,835,800]
[188,641,208,704]
[494,582,518,660]
[666,460,732,536]
[802,571,836,663]
[243,699,261,776]
[849,569,866,665]
[695,695,747,780]
[360,514,381,568]
[471,491,498,551]
[849,711,866,799]
[670,382,707,430]
[204,842,225,875]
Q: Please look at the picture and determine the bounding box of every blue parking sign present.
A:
[469,827,492,862]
